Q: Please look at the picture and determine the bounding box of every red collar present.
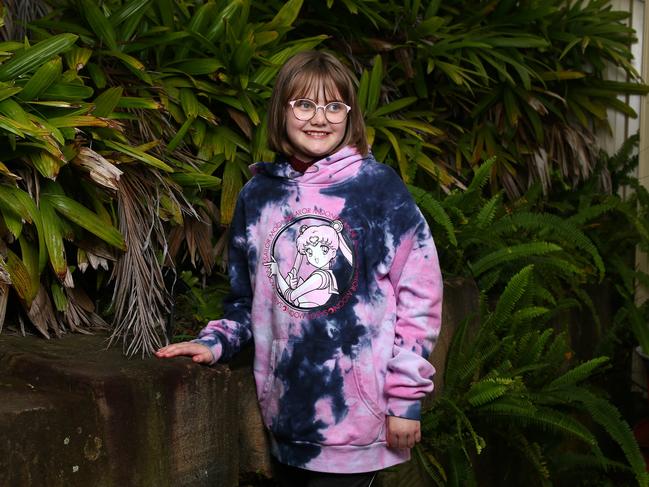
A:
[289,156,315,173]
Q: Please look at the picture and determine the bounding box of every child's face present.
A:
[285,86,347,161]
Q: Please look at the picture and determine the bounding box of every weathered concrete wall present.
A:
[0,277,478,486]
[0,335,239,487]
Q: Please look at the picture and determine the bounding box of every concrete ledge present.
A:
[0,334,239,487]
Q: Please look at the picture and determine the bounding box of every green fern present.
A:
[566,198,618,226]
[515,433,551,481]
[475,192,501,229]
[482,265,533,331]
[414,445,447,486]
[469,242,561,276]
[545,356,609,389]
[563,388,649,487]
[517,329,555,366]
[481,401,598,446]
[466,378,513,407]
[500,211,606,280]
[409,184,458,246]
[466,156,496,194]
[511,306,549,324]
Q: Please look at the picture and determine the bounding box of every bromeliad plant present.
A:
[0,31,129,337]
[0,7,204,354]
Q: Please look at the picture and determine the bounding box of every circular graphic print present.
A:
[263,215,355,311]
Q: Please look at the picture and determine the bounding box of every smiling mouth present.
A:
[304,131,330,138]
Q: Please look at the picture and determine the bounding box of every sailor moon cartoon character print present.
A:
[263,212,358,315]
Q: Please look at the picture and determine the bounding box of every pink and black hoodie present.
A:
[194,145,443,473]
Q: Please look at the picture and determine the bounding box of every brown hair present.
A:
[266,50,368,157]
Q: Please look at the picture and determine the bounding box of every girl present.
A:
[156,51,443,487]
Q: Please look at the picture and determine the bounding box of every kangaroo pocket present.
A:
[260,338,385,447]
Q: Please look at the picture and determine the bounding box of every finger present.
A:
[398,435,408,449]
[192,351,213,363]
[415,429,422,443]
[387,432,394,448]
[156,343,201,357]
[407,434,415,449]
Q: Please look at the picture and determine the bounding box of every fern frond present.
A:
[470,242,561,276]
[466,378,513,407]
[466,156,496,194]
[518,329,554,366]
[480,402,597,446]
[545,356,609,390]
[441,397,486,455]
[543,332,571,371]
[482,265,533,331]
[505,211,606,280]
[607,132,639,174]
[446,445,476,487]
[477,268,502,293]
[567,197,619,226]
[475,192,502,229]
[414,445,447,486]
[453,338,501,387]
[409,184,458,246]
[530,284,556,305]
[444,315,474,388]
[516,434,550,480]
[567,389,649,487]
[552,452,632,476]
[614,199,649,243]
[511,306,550,324]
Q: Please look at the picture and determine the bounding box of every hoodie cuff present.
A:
[386,399,422,420]
[191,338,223,365]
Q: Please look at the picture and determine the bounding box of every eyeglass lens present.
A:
[292,99,349,124]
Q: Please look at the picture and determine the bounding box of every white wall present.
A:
[602,1,648,303]
[637,0,649,303]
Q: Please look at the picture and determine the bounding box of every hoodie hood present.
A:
[250,145,365,185]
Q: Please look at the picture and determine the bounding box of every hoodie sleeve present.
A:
[192,195,253,364]
[384,202,443,420]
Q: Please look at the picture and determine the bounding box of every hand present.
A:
[155,341,214,364]
[287,268,298,289]
[264,257,278,277]
[386,416,421,449]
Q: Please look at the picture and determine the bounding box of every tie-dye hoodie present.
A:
[194,145,442,473]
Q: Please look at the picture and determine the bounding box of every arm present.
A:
[285,271,325,302]
[384,206,442,422]
[264,257,290,295]
[157,193,253,365]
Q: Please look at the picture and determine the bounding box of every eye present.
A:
[306,248,313,257]
[321,245,330,254]
[326,102,344,113]
[297,99,315,110]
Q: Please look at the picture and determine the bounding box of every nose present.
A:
[310,106,327,124]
